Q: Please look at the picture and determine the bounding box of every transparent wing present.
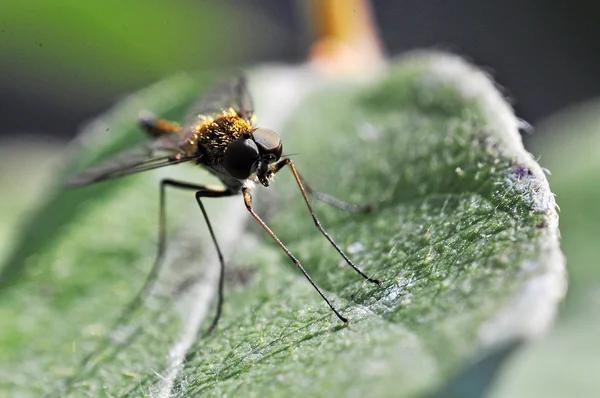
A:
[66,136,196,187]
[67,76,253,187]
[183,75,254,126]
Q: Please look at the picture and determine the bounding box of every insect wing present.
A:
[183,76,254,127]
[67,76,253,188]
[66,135,195,187]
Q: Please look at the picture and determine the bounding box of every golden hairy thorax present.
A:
[184,108,254,165]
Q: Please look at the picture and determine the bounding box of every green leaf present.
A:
[0,52,564,397]
[490,100,600,398]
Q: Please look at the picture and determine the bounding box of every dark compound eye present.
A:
[253,128,282,162]
[223,134,259,179]
[263,153,277,162]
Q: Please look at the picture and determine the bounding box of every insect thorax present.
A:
[190,109,253,165]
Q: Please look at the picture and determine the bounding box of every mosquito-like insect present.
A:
[67,77,382,332]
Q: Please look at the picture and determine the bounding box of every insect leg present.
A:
[145,179,235,333]
[272,159,382,286]
[138,110,181,138]
[272,160,375,214]
[242,188,348,323]
[74,180,231,374]
[302,178,375,213]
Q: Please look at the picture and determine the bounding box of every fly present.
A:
[67,76,382,332]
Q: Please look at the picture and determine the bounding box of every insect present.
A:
[67,77,382,332]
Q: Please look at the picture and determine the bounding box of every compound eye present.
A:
[223,134,259,179]
[253,128,282,161]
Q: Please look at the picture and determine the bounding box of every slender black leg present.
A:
[272,160,375,213]
[65,179,233,390]
[272,158,382,286]
[242,188,348,323]
[193,189,229,333]
[298,174,376,213]
[140,179,235,333]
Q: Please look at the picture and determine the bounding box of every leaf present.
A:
[0,52,564,397]
[491,100,600,398]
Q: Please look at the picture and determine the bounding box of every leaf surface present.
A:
[0,53,564,397]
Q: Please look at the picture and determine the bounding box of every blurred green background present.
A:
[0,1,598,397]
[1,0,599,142]
[0,0,292,140]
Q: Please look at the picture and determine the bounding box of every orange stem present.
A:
[307,0,385,73]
